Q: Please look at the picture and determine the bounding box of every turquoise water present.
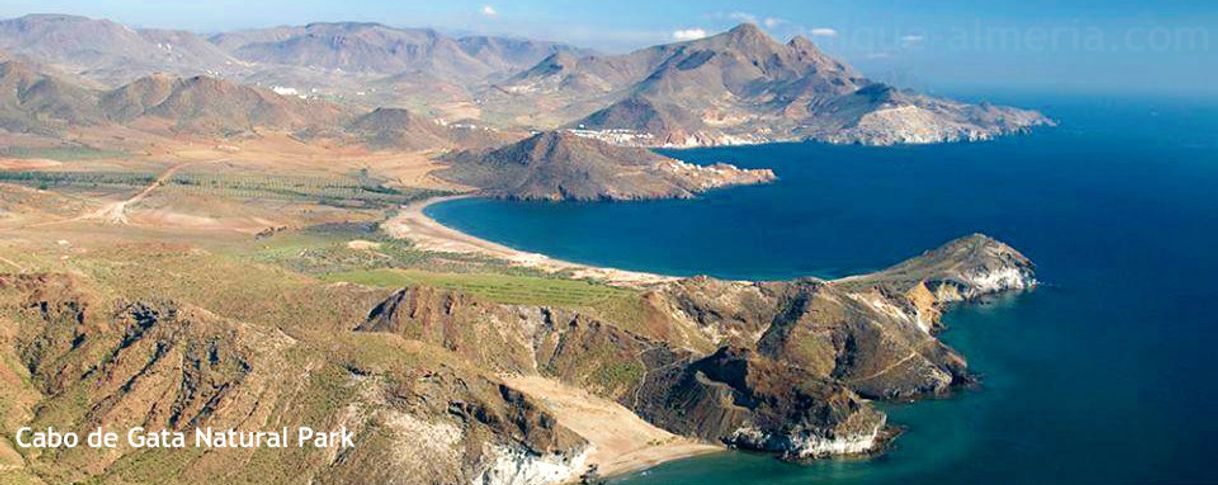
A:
[428,94,1218,484]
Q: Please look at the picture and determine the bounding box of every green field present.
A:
[0,146,128,161]
[0,170,157,188]
[320,268,638,307]
[249,224,653,330]
[165,172,445,207]
[0,170,446,208]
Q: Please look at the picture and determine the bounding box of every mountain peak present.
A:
[709,23,780,50]
[514,130,589,161]
[726,22,765,38]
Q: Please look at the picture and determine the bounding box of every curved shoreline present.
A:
[383,195,679,287]
[382,197,720,480]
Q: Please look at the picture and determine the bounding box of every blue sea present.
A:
[427,93,1218,485]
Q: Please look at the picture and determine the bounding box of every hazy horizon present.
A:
[1,1,1215,96]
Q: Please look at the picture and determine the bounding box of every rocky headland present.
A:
[437,130,776,201]
[355,233,1035,462]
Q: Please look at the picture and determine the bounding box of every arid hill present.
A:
[437,130,776,201]
[122,75,349,135]
[0,271,589,485]
[343,107,515,151]
[0,60,523,150]
[0,60,103,134]
[0,62,349,137]
[347,107,455,150]
[0,14,240,85]
[210,22,587,81]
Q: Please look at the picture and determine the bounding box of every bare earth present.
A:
[502,375,722,480]
[382,196,678,287]
[0,157,62,170]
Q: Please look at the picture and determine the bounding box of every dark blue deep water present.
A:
[428,94,1218,485]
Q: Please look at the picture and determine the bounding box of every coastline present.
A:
[383,199,719,479]
[383,195,679,287]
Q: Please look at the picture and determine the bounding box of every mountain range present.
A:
[0,58,518,149]
[493,24,1050,146]
[0,62,347,136]
[0,14,589,112]
[0,14,1051,149]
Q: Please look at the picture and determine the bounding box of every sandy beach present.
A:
[502,375,723,480]
[384,197,713,477]
[382,195,679,287]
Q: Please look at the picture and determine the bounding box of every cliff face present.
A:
[633,346,889,460]
[833,233,1037,332]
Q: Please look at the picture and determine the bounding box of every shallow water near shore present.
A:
[427,93,1218,484]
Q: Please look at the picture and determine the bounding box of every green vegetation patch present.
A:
[248,222,653,327]
[0,171,157,188]
[249,222,552,277]
[321,268,638,307]
[0,146,128,161]
[0,170,448,209]
[164,172,448,208]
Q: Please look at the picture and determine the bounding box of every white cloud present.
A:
[480,5,497,17]
[763,17,784,28]
[900,34,925,46]
[727,12,758,25]
[672,28,708,41]
[810,27,838,38]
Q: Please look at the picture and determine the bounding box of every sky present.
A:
[3,0,1216,96]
